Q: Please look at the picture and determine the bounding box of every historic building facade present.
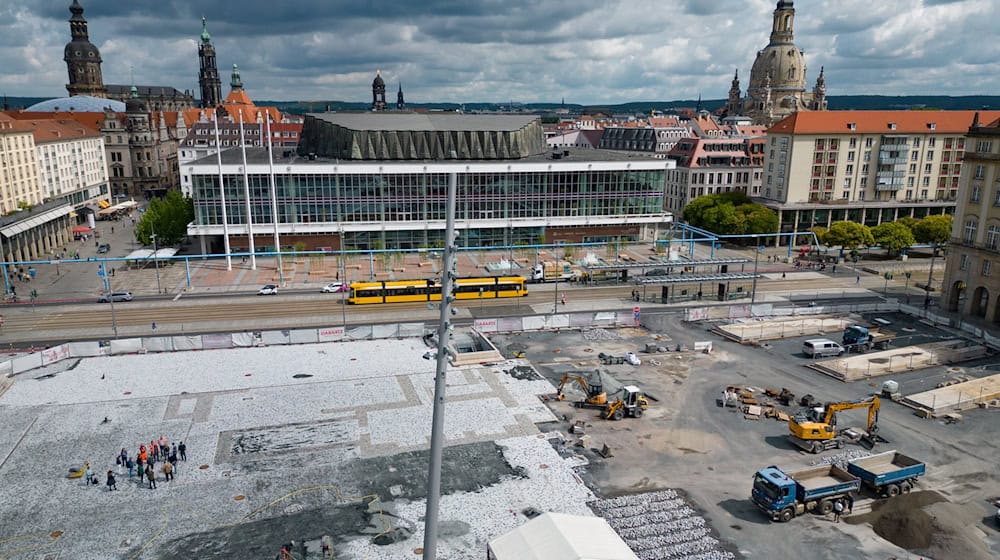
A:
[63,2,195,110]
[725,1,827,126]
[758,110,1000,245]
[15,118,108,207]
[664,135,766,213]
[941,115,1000,325]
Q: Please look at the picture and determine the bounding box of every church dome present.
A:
[26,95,124,112]
[373,72,385,87]
[64,39,101,61]
[748,45,806,92]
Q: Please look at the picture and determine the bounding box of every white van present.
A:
[802,338,844,358]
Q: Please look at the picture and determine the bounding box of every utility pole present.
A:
[422,172,458,560]
[750,234,761,309]
[151,232,161,294]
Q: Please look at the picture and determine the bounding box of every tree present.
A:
[912,214,953,245]
[682,192,778,236]
[809,226,829,245]
[135,191,194,246]
[897,216,920,233]
[871,222,916,256]
[825,221,874,250]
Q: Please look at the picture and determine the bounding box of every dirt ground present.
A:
[489,312,1000,560]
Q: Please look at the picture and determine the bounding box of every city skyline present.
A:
[1,0,998,104]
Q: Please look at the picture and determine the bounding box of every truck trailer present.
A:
[752,464,860,522]
[846,450,925,497]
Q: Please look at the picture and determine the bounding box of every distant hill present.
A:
[3,97,50,111]
[265,95,1000,116]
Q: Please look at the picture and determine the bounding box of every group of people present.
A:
[84,436,188,491]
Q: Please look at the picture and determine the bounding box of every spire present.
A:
[230,64,243,91]
[696,93,702,113]
[201,16,211,42]
[69,1,89,40]
[129,66,137,98]
[972,111,980,128]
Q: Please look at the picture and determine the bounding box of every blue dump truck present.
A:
[753,451,927,522]
[752,464,861,522]
[846,450,925,497]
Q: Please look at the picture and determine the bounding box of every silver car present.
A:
[98,291,133,303]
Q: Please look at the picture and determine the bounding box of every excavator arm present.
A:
[822,396,880,430]
[556,374,607,405]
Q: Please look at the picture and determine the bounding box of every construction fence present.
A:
[1,311,635,376]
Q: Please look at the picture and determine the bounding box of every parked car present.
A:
[258,285,279,296]
[321,282,348,293]
[98,291,132,303]
[97,243,111,254]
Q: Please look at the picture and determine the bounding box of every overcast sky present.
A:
[1,0,997,104]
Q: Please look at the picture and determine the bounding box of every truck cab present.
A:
[752,467,797,521]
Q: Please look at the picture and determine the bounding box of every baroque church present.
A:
[725,1,827,125]
[64,1,195,111]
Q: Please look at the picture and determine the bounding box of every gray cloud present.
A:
[0,0,996,104]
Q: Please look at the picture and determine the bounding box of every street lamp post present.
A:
[151,232,161,294]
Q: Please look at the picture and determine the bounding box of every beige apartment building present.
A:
[941,115,1000,325]
[15,119,108,208]
[760,110,1000,244]
[0,114,43,214]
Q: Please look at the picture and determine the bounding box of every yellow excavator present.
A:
[788,396,881,453]
[556,373,608,408]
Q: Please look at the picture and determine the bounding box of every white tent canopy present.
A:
[123,248,178,260]
[487,513,638,560]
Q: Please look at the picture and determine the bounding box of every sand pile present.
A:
[849,491,993,560]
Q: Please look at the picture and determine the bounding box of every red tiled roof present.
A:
[769,110,1000,135]
[6,111,105,133]
[9,118,100,143]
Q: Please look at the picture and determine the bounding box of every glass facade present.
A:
[193,169,665,228]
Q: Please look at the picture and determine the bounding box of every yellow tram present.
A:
[348,276,528,304]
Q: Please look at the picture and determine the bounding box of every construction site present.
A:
[0,307,998,559]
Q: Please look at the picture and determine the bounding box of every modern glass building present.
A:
[186,114,674,252]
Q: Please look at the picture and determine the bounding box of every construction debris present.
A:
[810,449,872,470]
[582,329,624,341]
[590,490,736,560]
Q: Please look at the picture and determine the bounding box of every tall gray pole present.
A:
[750,234,760,309]
[264,115,283,284]
[152,232,161,294]
[924,243,937,309]
[238,112,256,270]
[422,171,458,560]
[213,113,232,271]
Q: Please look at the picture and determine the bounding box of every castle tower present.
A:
[812,66,828,111]
[372,70,386,111]
[230,64,243,92]
[64,1,107,98]
[198,16,222,108]
[396,82,405,110]
[725,70,742,116]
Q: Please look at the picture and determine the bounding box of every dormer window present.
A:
[888,123,897,130]
[847,123,856,130]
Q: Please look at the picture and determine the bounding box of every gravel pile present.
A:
[590,490,736,560]
[810,449,872,470]
[582,328,624,341]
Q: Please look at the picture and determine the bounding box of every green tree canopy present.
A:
[912,214,953,245]
[135,191,194,246]
[682,192,778,236]
[872,222,916,256]
[809,226,829,245]
[825,221,874,249]
[897,216,920,233]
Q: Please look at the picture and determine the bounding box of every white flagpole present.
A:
[265,113,283,284]
[213,112,232,270]
[238,111,256,270]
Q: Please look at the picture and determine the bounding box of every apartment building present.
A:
[760,111,1000,242]
[664,135,766,213]
[0,113,43,214]
[14,118,108,208]
[941,115,1000,325]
